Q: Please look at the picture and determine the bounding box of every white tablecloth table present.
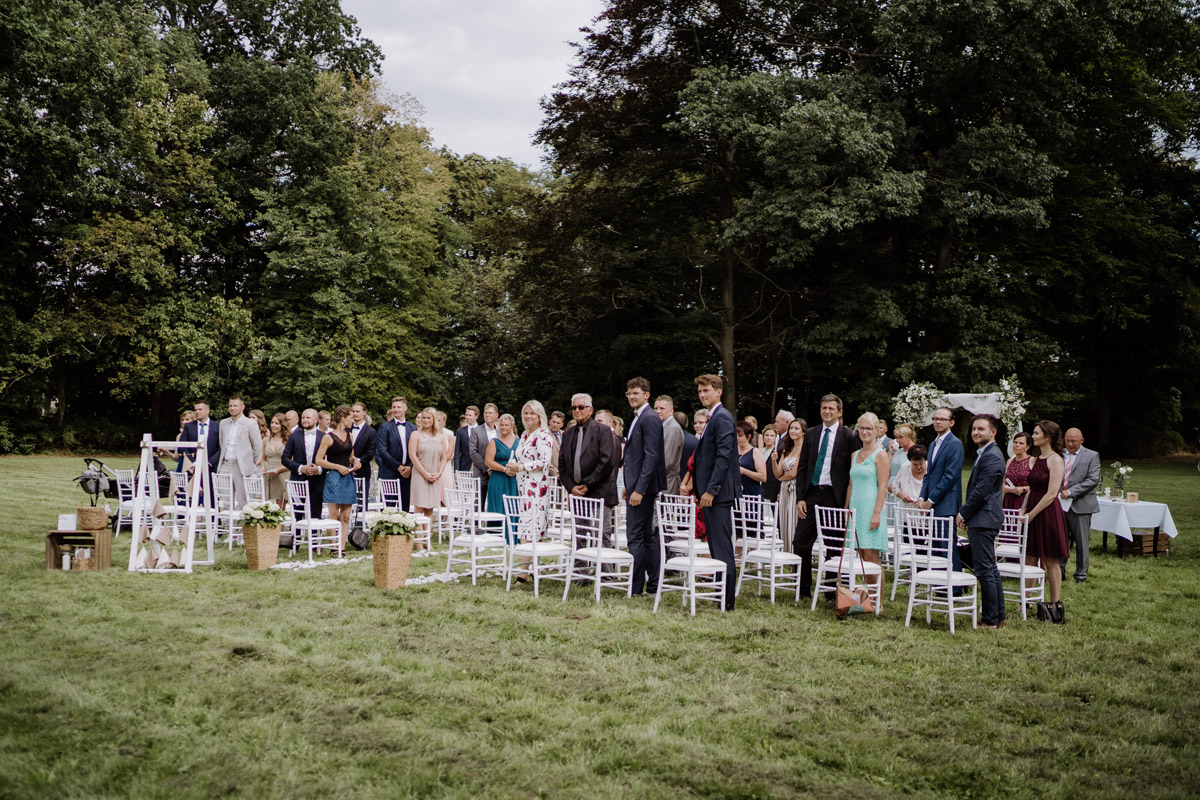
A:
[1090,498,1177,555]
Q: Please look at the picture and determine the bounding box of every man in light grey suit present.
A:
[1059,428,1100,582]
[468,403,499,505]
[217,395,263,508]
[653,395,684,495]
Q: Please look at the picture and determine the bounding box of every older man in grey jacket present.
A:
[654,395,684,495]
[1060,428,1101,583]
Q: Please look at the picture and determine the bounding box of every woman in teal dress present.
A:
[484,413,520,540]
[847,411,891,601]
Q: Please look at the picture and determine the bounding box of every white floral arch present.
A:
[892,377,1026,449]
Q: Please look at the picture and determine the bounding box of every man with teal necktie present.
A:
[794,394,859,599]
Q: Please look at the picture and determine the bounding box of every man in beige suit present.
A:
[217,395,263,508]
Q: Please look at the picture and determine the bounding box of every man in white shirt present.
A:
[1059,428,1100,583]
[281,408,326,518]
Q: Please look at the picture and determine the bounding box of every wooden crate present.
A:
[45,529,112,571]
[1120,531,1171,557]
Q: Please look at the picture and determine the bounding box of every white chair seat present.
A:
[664,555,726,571]
[997,562,1045,578]
[577,546,633,562]
[898,553,949,569]
[472,511,505,523]
[821,557,884,576]
[668,539,710,555]
[995,543,1022,559]
[452,533,506,546]
[512,541,570,557]
[743,548,802,565]
[913,569,977,587]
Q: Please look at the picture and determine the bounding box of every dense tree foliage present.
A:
[2,0,1198,454]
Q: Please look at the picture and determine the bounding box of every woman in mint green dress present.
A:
[847,412,891,600]
[484,414,520,538]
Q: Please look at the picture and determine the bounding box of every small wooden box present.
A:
[1122,531,1170,557]
[46,529,112,571]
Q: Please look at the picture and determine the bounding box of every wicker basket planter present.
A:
[372,534,413,590]
[76,506,108,531]
[243,525,282,570]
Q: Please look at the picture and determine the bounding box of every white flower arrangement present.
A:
[1109,461,1133,490]
[995,374,1027,436]
[237,500,285,527]
[892,382,946,428]
[367,509,419,539]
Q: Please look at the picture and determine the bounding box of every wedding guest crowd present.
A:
[171,380,1092,627]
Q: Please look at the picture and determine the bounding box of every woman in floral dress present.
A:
[509,400,555,543]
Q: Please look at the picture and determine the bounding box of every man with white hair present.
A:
[559,393,617,549]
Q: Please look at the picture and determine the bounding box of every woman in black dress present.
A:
[1023,420,1069,618]
[315,405,361,550]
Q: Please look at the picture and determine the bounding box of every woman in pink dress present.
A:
[408,408,448,523]
[1023,421,1069,619]
[1003,431,1034,511]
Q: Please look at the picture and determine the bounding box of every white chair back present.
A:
[378,478,403,510]
[244,474,265,504]
[903,511,956,575]
[213,472,235,510]
[568,495,605,552]
[657,494,699,562]
[286,480,313,521]
[734,495,777,553]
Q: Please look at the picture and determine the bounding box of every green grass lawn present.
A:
[1,455,1198,799]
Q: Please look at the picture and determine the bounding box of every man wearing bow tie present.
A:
[349,402,377,507]
[282,408,327,518]
[377,396,416,511]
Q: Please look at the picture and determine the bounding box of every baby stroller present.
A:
[74,456,172,527]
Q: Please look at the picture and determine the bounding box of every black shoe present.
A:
[1052,601,1065,624]
[1074,577,1086,583]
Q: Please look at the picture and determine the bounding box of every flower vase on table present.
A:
[237,501,286,570]
[1109,461,1132,502]
[369,510,419,589]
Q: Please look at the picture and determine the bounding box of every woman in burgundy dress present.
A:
[1023,421,1069,617]
[1003,431,1035,511]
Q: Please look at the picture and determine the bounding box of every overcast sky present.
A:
[340,0,607,169]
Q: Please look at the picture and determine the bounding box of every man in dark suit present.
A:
[179,400,222,504]
[560,393,617,550]
[675,411,697,478]
[957,414,1006,628]
[349,402,377,506]
[281,408,326,518]
[376,396,416,510]
[795,393,860,598]
[920,405,965,568]
[622,376,665,596]
[692,374,742,611]
[468,403,499,505]
[453,405,479,473]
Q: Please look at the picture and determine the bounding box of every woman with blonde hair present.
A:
[261,413,289,503]
[506,400,555,581]
[409,407,448,521]
[888,423,917,482]
[846,411,891,601]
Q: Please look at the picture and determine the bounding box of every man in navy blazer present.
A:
[794,394,860,598]
[692,374,742,611]
[920,406,965,568]
[622,377,666,596]
[281,409,326,518]
[453,405,479,473]
[376,396,416,510]
[179,401,221,504]
[957,415,1006,628]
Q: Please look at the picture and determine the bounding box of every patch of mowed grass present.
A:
[1,456,1198,799]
